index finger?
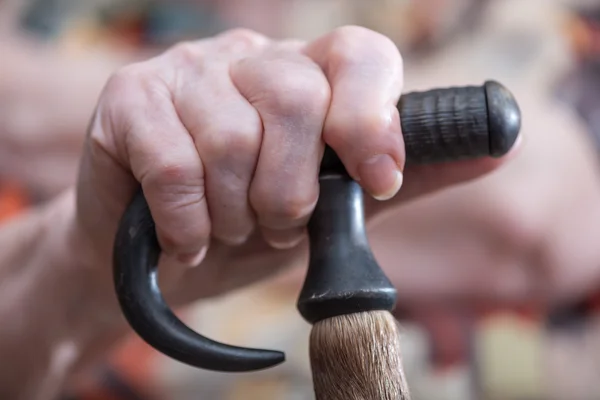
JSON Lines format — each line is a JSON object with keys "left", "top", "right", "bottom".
{"left": 303, "top": 26, "right": 405, "bottom": 200}
{"left": 304, "top": 26, "right": 520, "bottom": 206}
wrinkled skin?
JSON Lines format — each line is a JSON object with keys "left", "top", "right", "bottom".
{"left": 73, "top": 26, "right": 509, "bottom": 311}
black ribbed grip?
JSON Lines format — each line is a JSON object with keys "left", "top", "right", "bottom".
{"left": 399, "top": 80, "right": 520, "bottom": 164}
{"left": 400, "top": 85, "right": 488, "bottom": 164}
{"left": 321, "top": 81, "right": 521, "bottom": 171}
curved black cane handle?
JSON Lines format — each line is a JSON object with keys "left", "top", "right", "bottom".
{"left": 112, "top": 80, "right": 521, "bottom": 372}
{"left": 113, "top": 191, "right": 285, "bottom": 371}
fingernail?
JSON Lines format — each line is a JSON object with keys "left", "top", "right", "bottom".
{"left": 177, "top": 245, "right": 208, "bottom": 267}
{"left": 357, "top": 154, "right": 403, "bottom": 200}
{"left": 263, "top": 227, "right": 306, "bottom": 250}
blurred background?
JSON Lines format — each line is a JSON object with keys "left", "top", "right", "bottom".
{"left": 4, "top": 0, "right": 600, "bottom": 399}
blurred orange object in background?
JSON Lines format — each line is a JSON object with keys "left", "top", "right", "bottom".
{"left": 0, "top": 182, "right": 28, "bottom": 222}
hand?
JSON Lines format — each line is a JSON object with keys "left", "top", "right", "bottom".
{"left": 72, "top": 26, "right": 513, "bottom": 313}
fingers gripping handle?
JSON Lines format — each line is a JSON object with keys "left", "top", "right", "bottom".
{"left": 112, "top": 81, "right": 521, "bottom": 372}
{"left": 319, "top": 80, "right": 521, "bottom": 173}
{"left": 297, "top": 82, "right": 521, "bottom": 324}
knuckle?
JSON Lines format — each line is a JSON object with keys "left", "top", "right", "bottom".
{"left": 218, "top": 28, "right": 267, "bottom": 48}
{"left": 159, "top": 221, "right": 210, "bottom": 252}
{"left": 147, "top": 164, "right": 209, "bottom": 244}
{"left": 328, "top": 25, "right": 402, "bottom": 70}
{"left": 251, "top": 185, "right": 318, "bottom": 228}
{"left": 87, "top": 112, "right": 114, "bottom": 158}
{"left": 213, "top": 224, "right": 254, "bottom": 246}
{"left": 98, "top": 67, "right": 169, "bottom": 158}
{"left": 359, "top": 111, "right": 393, "bottom": 135}
{"left": 149, "top": 162, "right": 203, "bottom": 189}
{"left": 332, "top": 25, "right": 377, "bottom": 43}
{"left": 328, "top": 26, "right": 373, "bottom": 64}
{"left": 102, "top": 64, "right": 155, "bottom": 120}
{"left": 261, "top": 63, "right": 330, "bottom": 114}
{"left": 203, "top": 116, "right": 262, "bottom": 159}
{"left": 105, "top": 63, "right": 152, "bottom": 95}
{"left": 103, "top": 68, "right": 135, "bottom": 103}
{"left": 97, "top": 66, "right": 152, "bottom": 152}
{"left": 170, "top": 41, "right": 204, "bottom": 65}
{"left": 325, "top": 110, "right": 390, "bottom": 146}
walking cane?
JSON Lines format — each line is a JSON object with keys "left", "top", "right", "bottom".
{"left": 112, "top": 80, "right": 521, "bottom": 398}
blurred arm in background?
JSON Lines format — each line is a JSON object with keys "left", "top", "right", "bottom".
{"left": 0, "top": 0, "right": 144, "bottom": 201}
{"left": 0, "top": 0, "right": 288, "bottom": 201}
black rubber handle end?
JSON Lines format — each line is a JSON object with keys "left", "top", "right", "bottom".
{"left": 399, "top": 81, "right": 521, "bottom": 164}
{"left": 485, "top": 80, "right": 522, "bottom": 157}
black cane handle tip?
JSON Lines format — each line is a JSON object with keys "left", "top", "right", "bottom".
{"left": 113, "top": 190, "right": 285, "bottom": 372}
{"left": 484, "top": 80, "right": 522, "bottom": 157}
{"left": 399, "top": 80, "right": 521, "bottom": 164}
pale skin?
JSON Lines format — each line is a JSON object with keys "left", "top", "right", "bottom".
{"left": 0, "top": 26, "right": 516, "bottom": 399}
{"left": 0, "top": 0, "right": 148, "bottom": 201}
{"left": 0, "top": 0, "right": 291, "bottom": 201}
{"left": 0, "top": 0, "right": 479, "bottom": 201}
{"left": 0, "top": 0, "right": 485, "bottom": 202}
{"left": 3, "top": 2, "right": 600, "bottom": 400}
{"left": 3, "top": 18, "right": 600, "bottom": 400}
{"left": 0, "top": 21, "right": 133, "bottom": 200}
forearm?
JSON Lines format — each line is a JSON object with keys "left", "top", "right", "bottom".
{"left": 0, "top": 32, "right": 138, "bottom": 199}
{"left": 0, "top": 32, "right": 130, "bottom": 144}
{"left": 0, "top": 190, "right": 126, "bottom": 400}
{"left": 0, "top": 184, "right": 305, "bottom": 399}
